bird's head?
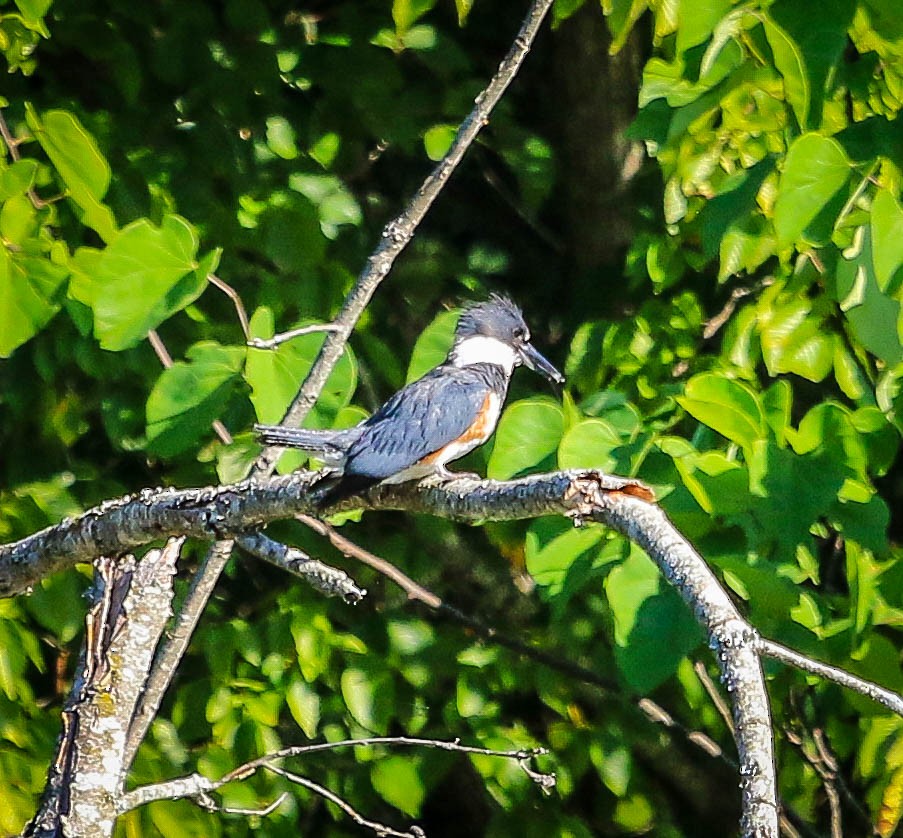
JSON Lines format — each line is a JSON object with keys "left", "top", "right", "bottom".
{"left": 449, "top": 295, "right": 564, "bottom": 384}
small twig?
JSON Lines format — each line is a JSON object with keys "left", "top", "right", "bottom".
{"left": 297, "top": 514, "right": 440, "bottom": 607}
{"left": 198, "top": 792, "right": 288, "bottom": 818}
{"left": 784, "top": 726, "right": 843, "bottom": 838}
{"left": 207, "top": 273, "right": 251, "bottom": 341}
{"left": 637, "top": 698, "right": 728, "bottom": 762}
{"left": 812, "top": 729, "right": 843, "bottom": 838}
{"left": 247, "top": 323, "right": 342, "bottom": 350}
{"left": 0, "top": 108, "right": 44, "bottom": 209}
{"left": 833, "top": 159, "right": 880, "bottom": 233}
{"left": 478, "top": 155, "right": 563, "bottom": 253}
{"left": 238, "top": 530, "right": 366, "bottom": 602}
{"left": 224, "top": 736, "right": 549, "bottom": 771}
{"left": 703, "top": 285, "right": 755, "bottom": 340}
{"left": 119, "top": 735, "right": 552, "bottom": 834}
{"left": 147, "top": 329, "right": 174, "bottom": 368}
{"left": 694, "top": 660, "right": 735, "bottom": 733}
{"left": 759, "top": 637, "right": 903, "bottom": 716}
{"left": 266, "top": 764, "right": 424, "bottom": 838}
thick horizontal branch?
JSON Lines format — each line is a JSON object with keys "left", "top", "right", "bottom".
{"left": 0, "top": 470, "right": 646, "bottom": 598}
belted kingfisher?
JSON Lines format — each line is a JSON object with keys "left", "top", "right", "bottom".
{"left": 255, "top": 295, "right": 564, "bottom": 506}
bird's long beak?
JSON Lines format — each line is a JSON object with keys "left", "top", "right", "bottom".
{"left": 519, "top": 342, "right": 565, "bottom": 385}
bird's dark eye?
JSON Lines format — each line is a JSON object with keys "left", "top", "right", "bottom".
{"left": 513, "top": 326, "right": 526, "bottom": 340}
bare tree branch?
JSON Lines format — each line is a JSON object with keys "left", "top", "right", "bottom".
{"left": 207, "top": 273, "right": 251, "bottom": 341}
{"left": 0, "top": 470, "right": 647, "bottom": 596}
{"left": 576, "top": 486, "right": 779, "bottom": 836}
{"left": 117, "top": 736, "right": 552, "bottom": 837}
{"left": 759, "top": 637, "right": 903, "bottom": 716}
{"left": 238, "top": 530, "right": 366, "bottom": 602}
{"left": 246, "top": 322, "right": 342, "bottom": 350}
{"left": 267, "top": 764, "right": 426, "bottom": 838}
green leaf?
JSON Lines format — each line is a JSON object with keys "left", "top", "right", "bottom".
{"left": 216, "top": 434, "right": 260, "bottom": 483}
{"left": 289, "top": 173, "right": 361, "bottom": 238}
{"left": 75, "top": 215, "right": 203, "bottom": 350}
{"left": 847, "top": 541, "right": 879, "bottom": 637}
{"left": 851, "top": 406, "right": 899, "bottom": 476}
{"left": 487, "top": 398, "right": 565, "bottom": 480}
{"left": 24, "top": 570, "right": 86, "bottom": 644}
{"left": 718, "top": 217, "right": 777, "bottom": 282}
{"left": 872, "top": 189, "right": 903, "bottom": 292}
{"left": 761, "top": 379, "right": 792, "bottom": 445}
{"left": 259, "top": 193, "right": 327, "bottom": 268}
{"left": 400, "top": 24, "right": 436, "bottom": 50}
{"left": 454, "top": 0, "right": 474, "bottom": 25}
{"left": 145, "top": 341, "right": 245, "bottom": 457}
{"left": 340, "top": 666, "right": 394, "bottom": 733}
{"left": 0, "top": 193, "right": 36, "bottom": 243}
{"left": 558, "top": 418, "right": 621, "bottom": 472}
{"left": 405, "top": 309, "right": 458, "bottom": 383}
{"left": 286, "top": 678, "right": 320, "bottom": 739}
{"left": 758, "top": 290, "right": 836, "bottom": 382}
{"left": 677, "top": 373, "right": 766, "bottom": 451}
{"left": 25, "top": 105, "right": 117, "bottom": 242}
{"left": 0, "top": 159, "right": 38, "bottom": 200}
{"left": 371, "top": 757, "right": 425, "bottom": 816}
{"left": 423, "top": 124, "right": 456, "bottom": 161}
{"left": 676, "top": 0, "right": 733, "bottom": 54}
{"left": 835, "top": 226, "right": 903, "bottom": 366}
{"left": 605, "top": 549, "right": 702, "bottom": 693}
{"left": 265, "top": 115, "right": 299, "bottom": 160}
{"left": 762, "top": 15, "right": 809, "bottom": 128}
{"left": 773, "top": 133, "right": 850, "bottom": 248}
{"left": 525, "top": 517, "right": 607, "bottom": 596}
{"left": 392, "top": 0, "right": 437, "bottom": 32}
{"left": 769, "top": 0, "right": 854, "bottom": 131}
{"left": 0, "top": 246, "right": 68, "bottom": 357}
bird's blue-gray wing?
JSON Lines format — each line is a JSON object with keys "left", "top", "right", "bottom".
{"left": 343, "top": 367, "right": 490, "bottom": 480}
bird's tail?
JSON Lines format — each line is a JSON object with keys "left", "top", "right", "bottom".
{"left": 254, "top": 424, "right": 357, "bottom": 461}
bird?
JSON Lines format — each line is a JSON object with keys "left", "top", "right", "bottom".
{"left": 255, "top": 295, "right": 564, "bottom": 507}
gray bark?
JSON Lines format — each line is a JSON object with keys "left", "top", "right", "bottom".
{"left": 25, "top": 540, "right": 181, "bottom": 838}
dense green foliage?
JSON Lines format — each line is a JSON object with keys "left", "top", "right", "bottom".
{"left": 3, "top": 0, "right": 903, "bottom": 834}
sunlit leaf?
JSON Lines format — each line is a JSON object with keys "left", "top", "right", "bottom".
{"left": 773, "top": 134, "right": 850, "bottom": 248}
{"left": 488, "top": 398, "right": 564, "bottom": 480}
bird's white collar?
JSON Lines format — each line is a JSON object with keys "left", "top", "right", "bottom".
{"left": 450, "top": 335, "right": 518, "bottom": 374}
